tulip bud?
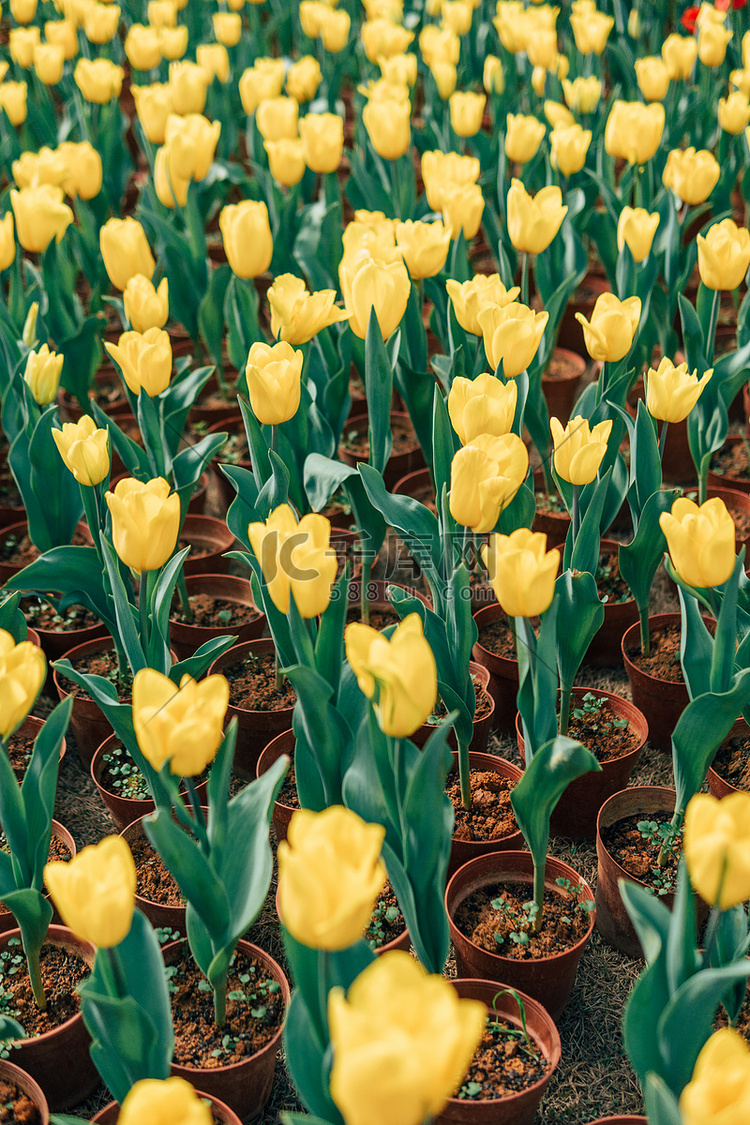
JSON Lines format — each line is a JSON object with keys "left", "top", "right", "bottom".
{"left": 83, "top": 2, "right": 121, "bottom": 44}
{"left": 158, "top": 25, "right": 188, "bottom": 61}
{"left": 278, "top": 807, "right": 387, "bottom": 949}
{"left": 264, "top": 138, "right": 306, "bottom": 186}
{"left": 605, "top": 99, "right": 665, "bottom": 165}
{"left": 446, "top": 274, "right": 520, "bottom": 335}
{"left": 74, "top": 57, "right": 124, "bottom": 102}
{"left": 197, "top": 43, "right": 230, "bottom": 83}
{"left": 551, "top": 414, "right": 613, "bottom": 486}
{"left": 22, "top": 302, "right": 38, "bottom": 348}
{"left": 133, "top": 82, "right": 174, "bottom": 144}
{"left": 719, "top": 90, "right": 750, "bottom": 134}
{"left": 617, "top": 206, "right": 660, "bottom": 263}
{"left": 478, "top": 301, "right": 549, "bottom": 378}
{"left": 245, "top": 340, "right": 303, "bottom": 425}
{"left": 339, "top": 249, "right": 411, "bottom": 340}
{"left": 125, "top": 24, "right": 162, "bottom": 71}
{"left": 219, "top": 200, "right": 273, "bottom": 279}
{"left": 698, "top": 219, "right": 750, "bottom": 290}
{"left": 9, "top": 27, "right": 40, "bottom": 68}
{"left": 238, "top": 58, "right": 285, "bottom": 114}
{"left": 267, "top": 273, "right": 349, "bottom": 344}
{"left": 628, "top": 7, "right": 640, "bottom": 37}
{"left": 575, "top": 292, "right": 641, "bottom": 362}
{"left": 168, "top": 60, "right": 209, "bottom": 115}
{"left": 482, "top": 528, "right": 560, "bottom": 618}
{"left": 105, "top": 476, "right": 181, "bottom": 572}
{"left": 319, "top": 7, "right": 351, "bottom": 51}
{"left": 255, "top": 94, "right": 299, "bottom": 140}
{"left": 679, "top": 1029, "right": 750, "bottom": 1125}
{"left": 0, "top": 630, "right": 46, "bottom": 739}
{"left": 105, "top": 327, "right": 172, "bottom": 398}
{"left": 663, "top": 146, "right": 719, "bottom": 205}
{"left": 52, "top": 415, "right": 110, "bottom": 485}
{"left": 507, "top": 179, "right": 568, "bottom": 254}
{"left": 570, "top": 8, "right": 613, "bottom": 54}
{"left": 449, "top": 432, "right": 528, "bottom": 532}
{"left": 421, "top": 150, "right": 479, "bottom": 212}
{"left": 448, "top": 372, "right": 517, "bottom": 444}
{"left": 33, "top": 43, "right": 65, "bottom": 86}
{"left": 0, "top": 82, "right": 28, "bottom": 127}
{"left": 449, "top": 90, "right": 486, "bottom": 138}
{"left": 661, "top": 32, "right": 698, "bottom": 79}
{"left": 100, "top": 216, "right": 155, "bottom": 292}
{"left": 299, "top": 111, "right": 344, "bottom": 173}
{"left": 505, "top": 113, "right": 545, "bottom": 163}
{"left": 123, "top": 274, "right": 169, "bottom": 334}
{"left": 635, "top": 56, "right": 670, "bottom": 102}
{"left": 58, "top": 141, "right": 103, "bottom": 200}
{"left": 442, "top": 181, "right": 485, "bottom": 240}
{"left": 45, "top": 19, "right": 78, "bottom": 61}
{"left": 550, "top": 122, "right": 592, "bottom": 176}
{"left": 362, "top": 17, "right": 414, "bottom": 62}
{"left": 659, "top": 495, "right": 736, "bottom": 589}
{"left": 363, "top": 97, "right": 411, "bottom": 159}
{"left": 24, "top": 344, "right": 64, "bottom": 406}
{"left": 45, "top": 836, "right": 136, "bottom": 948}
{"left": 698, "top": 22, "right": 732, "bottom": 67}
{"left": 395, "top": 219, "right": 451, "bottom": 280}
{"left": 483, "top": 54, "right": 505, "bottom": 94}
{"left": 380, "top": 52, "right": 417, "bottom": 88}
{"left": 11, "top": 0, "right": 37, "bottom": 23}
{"left": 213, "top": 11, "right": 242, "bottom": 46}
{"left": 11, "top": 184, "right": 73, "bottom": 253}
{"left": 562, "top": 74, "right": 602, "bottom": 113}
{"left": 286, "top": 55, "right": 322, "bottom": 103}
{"left": 683, "top": 792, "right": 750, "bottom": 909}
{"left": 345, "top": 613, "right": 438, "bottom": 737}
{"left": 248, "top": 504, "right": 338, "bottom": 618}
{"left": 431, "top": 60, "right": 458, "bottom": 99}
{"left": 0, "top": 213, "right": 15, "bottom": 273}
{"left": 133, "top": 668, "right": 229, "bottom": 776}
{"left": 646, "top": 357, "right": 712, "bottom": 424}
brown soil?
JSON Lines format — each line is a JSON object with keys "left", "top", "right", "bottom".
{"left": 99, "top": 742, "right": 151, "bottom": 801}
{"left": 349, "top": 370, "right": 365, "bottom": 401}
{"left": 711, "top": 732, "right": 750, "bottom": 791}
{"left": 728, "top": 501, "right": 750, "bottom": 543}
{"left": 454, "top": 880, "right": 592, "bottom": 958}
{"left": 478, "top": 617, "right": 518, "bottom": 660}
{"left": 449, "top": 768, "right": 518, "bottom": 843}
{"left": 567, "top": 694, "right": 640, "bottom": 764}
{"left": 364, "top": 880, "right": 405, "bottom": 949}
{"left": 711, "top": 438, "right": 750, "bottom": 482}
{"left": 457, "top": 1015, "right": 550, "bottom": 1100}
{"left": 346, "top": 606, "right": 402, "bottom": 631}
{"left": 534, "top": 490, "right": 568, "bottom": 517}
{"left": 597, "top": 550, "right": 632, "bottom": 606}
{"left": 21, "top": 597, "right": 99, "bottom": 632}
{"left": 59, "top": 648, "right": 133, "bottom": 701}
{"left": 130, "top": 831, "right": 184, "bottom": 908}
{"left": 223, "top": 652, "right": 296, "bottom": 712}
{"left": 195, "top": 386, "right": 239, "bottom": 411}
{"left": 6, "top": 732, "right": 36, "bottom": 778}
{"left": 0, "top": 1077, "right": 42, "bottom": 1123}
{"left": 340, "top": 419, "right": 419, "bottom": 460}
{"left": 0, "top": 939, "right": 88, "bottom": 1037}
{"left": 214, "top": 433, "right": 248, "bottom": 466}
{"left": 715, "top": 985, "right": 750, "bottom": 1042}
{"left": 0, "top": 466, "right": 22, "bottom": 510}
{"left": 546, "top": 353, "right": 582, "bottom": 380}
{"left": 1, "top": 528, "right": 90, "bottom": 566}
{"left": 425, "top": 679, "right": 493, "bottom": 727}
{"left": 628, "top": 621, "right": 683, "bottom": 683}
{"left": 277, "top": 760, "right": 300, "bottom": 809}
{"left": 600, "top": 812, "right": 682, "bottom": 894}
{"left": 170, "top": 593, "right": 261, "bottom": 629}
{"left": 169, "top": 945, "right": 284, "bottom": 1067}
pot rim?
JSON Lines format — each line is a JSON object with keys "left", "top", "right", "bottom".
{"left": 0, "top": 1056, "right": 50, "bottom": 1123}
{"left": 620, "top": 612, "right": 688, "bottom": 685}
{"left": 208, "top": 638, "right": 296, "bottom": 718}
{"left": 516, "top": 686, "right": 648, "bottom": 765}
{"left": 595, "top": 785, "right": 678, "bottom": 886}
{"left": 0, "top": 925, "right": 94, "bottom": 1045}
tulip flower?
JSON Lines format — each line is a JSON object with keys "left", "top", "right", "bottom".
{"left": 299, "top": 112, "right": 344, "bottom": 173}
{"left": 646, "top": 357, "right": 713, "bottom": 424}
{"left": 380, "top": 53, "right": 418, "bottom": 88}
{"left": 169, "top": 60, "right": 209, "bottom": 115}
{"left": 267, "top": 274, "right": 350, "bottom": 343}
{"left": 33, "top": 43, "right": 65, "bottom": 86}
{"left": 0, "top": 82, "right": 28, "bottom": 126}
{"left": 507, "top": 179, "right": 568, "bottom": 254}
{"left": 162, "top": 112, "right": 221, "bottom": 186}
{"left": 698, "top": 219, "right": 750, "bottom": 290}
{"left": 105, "top": 476, "right": 181, "bottom": 573}
{"left": 245, "top": 341, "right": 304, "bottom": 425}
{"left": 100, "top": 217, "right": 155, "bottom": 292}
{"left": 339, "top": 250, "right": 410, "bottom": 340}
{"left": 478, "top": 301, "right": 549, "bottom": 378}
{"left": 342, "top": 212, "right": 397, "bottom": 259}
{"left": 680, "top": 1029, "right": 750, "bottom": 1125}
{"left": 133, "top": 83, "right": 174, "bottom": 144}
{"left": 662, "top": 32, "right": 698, "bottom": 79}
{"left": 105, "top": 328, "right": 172, "bottom": 398}
{"left": 58, "top": 141, "right": 103, "bottom": 201}
{"left": 248, "top": 504, "right": 338, "bottom": 618}
{"left": 124, "top": 275, "right": 169, "bottom": 334}
{"left": 505, "top": 113, "right": 545, "bottom": 163}
{"left": 698, "top": 22, "right": 732, "bottom": 67}
{"left": 11, "top": 0, "right": 37, "bottom": 23}
{"left": 74, "top": 57, "right": 125, "bottom": 102}
{"left": 0, "top": 630, "right": 46, "bottom": 740}
{"left": 24, "top": 344, "right": 63, "bottom": 406}
{"left": 238, "top": 56, "right": 285, "bottom": 114}
{"left": 118, "top": 1078, "right": 213, "bottom": 1125}
{"left": 11, "top": 185, "right": 73, "bottom": 253}
{"left": 441, "top": 182, "right": 485, "bottom": 240}
{"left": 442, "top": 0, "right": 474, "bottom": 35}
{"left": 0, "top": 214, "right": 14, "bottom": 273}
{"left": 421, "top": 150, "right": 480, "bottom": 213}
{"left": 44, "top": 836, "right": 136, "bottom": 948}
{"left": 219, "top": 200, "right": 273, "bottom": 279}
{"left": 662, "top": 147, "right": 720, "bottom": 205}
{"left": 52, "top": 416, "right": 110, "bottom": 486}
{"left": 659, "top": 496, "right": 736, "bottom": 589}
{"left": 449, "top": 432, "right": 529, "bottom": 532}
{"left": 319, "top": 6, "right": 350, "bottom": 50}
{"left": 570, "top": 7, "right": 613, "bottom": 54}
{"left": 256, "top": 95, "right": 299, "bottom": 140}
{"left": 363, "top": 97, "right": 411, "bottom": 159}
{"left": 213, "top": 11, "right": 242, "bottom": 45}
{"left": 286, "top": 56, "right": 322, "bottom": 103}
{"left": 45, "top": 20, "right": 78, "bottom": 61}
{"left": 431, "top": 61, "right": 458, "bottom": 99}
{"left": 545, "top": 101, "right": 575, "bottom": 130}
{"left": 345, "top": 613, "right": 437, "bottom": 738}
{"left": 483, "top": 54, "right": 505, "bottom": 94}
{"left": 125, "top": 24, "right": 162, "bottom": 71}
{"left": 562, "top": 75, "right": 602, "bottom": 112}
{"left": 395, "top": 219, "right": 451, "bottom": 279}
{"left": 361, "top": 17, "right": 414, "bottom": 61}
{"left": 277, "top": 806, "right": 387, "bottom": 950}
{"left": 133, "top": 669, "right": 229, "bottom": 776}
{"left": 12, "top": 148, "right": 66, "bottom": 191}
{"left": 159, "top": 25, "right": 188, "bottom": 60}
{"left": 446, "top": 274, "right": 520, "bottom": 335}
{"left": 83, "top": 2, "right": 121, "bottom": 44}
{"left": 197, "top": 43, "right": 229, "bottom": 83}
{"left": 265, "top": 138, "right": 307, "bottom": 186}
{"left": 449, "top": 91, "right": 486, "bottom": 137}
{"left": 550, "top": 123, "right": 592, "bottom": 176}
{"left": 482, "top": 528, "right": 560, "bottom": 618}
{"left": 575, "top": 292, "right": 641, "bottom": 362}
{"left": 300, "top": 0, "right": 329, "bottom": 37}
{"left": 635, "top": 56, "right": 670, "bottom": 101}
{"left": 617, "top": 207, "right": 660, "bottom": 263}
{"left": 683, "top": 792, "right": 750, "bottom": 909}
{"left": 9, "top": 27, "right": 40, "bottom": 68}
{"left": 551, "top": 414, "right": 613, "bottom": 486}
{"left": 604, "top": 100, "right": 665, "bottom": 165}
{"left": 719, "top": 90, "right": 750, "bottom": 133}
{"left": 328, "top": 951, "right": 485, "bottom": 1125}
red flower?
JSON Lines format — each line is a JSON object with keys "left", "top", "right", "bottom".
{"left": 681, "top": 4, "right": 699, "bottom": 30}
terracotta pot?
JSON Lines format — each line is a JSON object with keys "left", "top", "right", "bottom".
{"left": 339, "top": 411, "right": 426, "bottom": 489}
{"left": 256, "top": 728, "right": 295, "bottom": 842}
{"left": 92, "top": 1092, "right": 242, "bottom": 1124}
{"left": 515, "top": 688, "right": 647, "bottom": 839}
{"left": 0, "top": 1057, "right": 50, "bottom": 1124}
{"left": 471, "top": 603, "right": 519, "bottom": 736}
{"left": 393, "top": 466, "right": 437, "bottom": 510}
{"left": 584, "top": 540, "right": 639, "bottom": 668}
{"left": 91, "top": 735, "right": 210, "bottom": 832}
{"left": 169, "top": 574, "right": 265, "bottom": 661}
{"left": 542, "top": 348, "right": 585, "bottom": 425}
{"left": 446, "top": 851, "right": 596, "bottom": 1022}
{"left": 22, "top": 608, "right": 107, "bottom": 668}
{"left": 180, "top": 515, "right": 235, "bottom": 576}
{"left": 621, "top": 613, "right": 692, "bottom": 753}
{"left": 53, "top": 637, "right": 125, "bottom": 768}
{"left": 0, "top": 452, "right": 25, "bottom": 529}
{"left": 595, "top": 786, "right": 706, "bottom": 958}
{"left": 707, "top": 717, "right": 749, "bottom": 797}
{"left": 447, "top": 751, "right": 523, "bottom": 878}
{"left": 120, "top": 815, "right": 191, "bottom": 931}
{"left": 627, "top": 377, "right": 695, "bottom": 485}
{"left": 161, "top": 937, "right": 289, "bottom": 1121}
{"left": 56, "top": 378, "right": 130, "bottom": 425}
{"left": 0, "top": 520, "right": 37, "bottom": 583}
{"left": 6, "top": 716, "right": 66, "bottom": 784}
{"left": 412, "top": 664, "right": 495, "bottom": 754}
{"left": 584, "top": 1119, "right": 647, "bottom": 1124}
{"left": 434, "top": 979, "right": 561, "bottom": 1125}
{"left": 708, "top": 486, "right": 750, "bottom": 555}
{"left": 531, "top": 471, "right": 571, "bottom": 542}
{"left": 0, "top": 821, "right": 76, "bottom": 936}
{"left": 188, "top": 374, "right": 242, "bottom": 426}
{"left": 558, "top": 275, "right": 611, "bottom": 354}
{"left": 707, "top": 433, "right": 750, "bottom": 496}
{"left": 208, "top": 638, "right": 295, "bottom": 780}
{"left": 0, "top": 925, "right": 98, "bottom": 1110}
{"left": 346, "top": 577, "right": 432, "bottom": 618}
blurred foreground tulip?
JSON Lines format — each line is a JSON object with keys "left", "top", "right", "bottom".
{"left": 299, "top": 112, "right": 344, "bottom": 173}
{"left": 505, "top": 113, "right": 545, "bottom": 163}
{"left": 680, "top": 1029, "right": 750, "bottom": 1125}
{"left": 118, "top": 1078, "right": 211, "bottom": 1125}
{"left": 11, "top": 185, "right": 73, "bottom": 252}
{"left": 662, "top": 146, "right": 720, "bottom": 205}
{"left": 604, "top": 100, "right": 664, "bottom": 165}
{"left": 684, "top": 792, "right": 750, "bottom": 909}
{"left": 0, "top": 630, "right": 46, "bottom": 740}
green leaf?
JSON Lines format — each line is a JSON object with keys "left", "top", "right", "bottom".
{"left": 619, "top": 490, "right": 677, "bottom": 619}
{"left": 364, "top": 310, "right": 394, "bottom": 476}
{"left": 553, "top": 570, "right": 604, "bottom": 696}
{"left": 672, "top": 668, "right": 750, "bottom": 816}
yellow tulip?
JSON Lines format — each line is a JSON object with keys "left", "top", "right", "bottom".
{"left": 662, "top": 32, "right": 698, "bottom": 79}
{"left": 544, "top": 99, "right": 575, "bottom": 128}
{"left": 168, "top": 60, "right": 209, "bottom": 115}
{"left": 646, "top": 357, "right": 712, "bottom": 424}
{"left": 268, "top": 273, "right": 350, "bottom": 344}
{"left": 24, "top": 344, "right": 64, "bottom": 406}
{"left": 361, "top": 17, "right": 414, "bottom": 62}
{"left": 105, "top": 328, "right": 172, "bottom": 398}
{"left": 448, "top": 372, "right": 517, "bottom": 444}
{"left": 213, "top": 11, "right": 242, "bottom": 46}
{"left": 339, "top": 250, "right": 410, "bottom": 340}
{"left": 56, "top": 141, "right": 101, "bottom": 201}
{"left": 163, "top": 112, "right": 220, "bottom": 182}
{"left": 420, "top": 150, "right": 479, "bottom": 212}
{"left": 561, "top": 74, "right": 601, "bottom": 113}
{"left": 507, "top": 179, "right": 567, "bottom": 254}
{"left": 52, "top": 415, "right": 110, "bottom": 486}
{"left": 319, "top": 6, "right": 351, "bottom": 51}
{"left": 662, "top": 147, "right": 719, "bottom": 205}
{"left": 449, "top": 90, "right": 486, "bottom": 137}
{"left": 147, "top": 1, "right": 177, "bottom": 29}
{"left": 0, "top": 214, "right": 14, "bottom": 273}
{"left": 441, "top": 182, "right": 485, "bottom": 241}
{"left": 83, "top": 2, "right": 121, "bottom": 44}
{"left": 159, "top": 26, "right": 188, "bottom": 61}
{"left": 430, "top": 60, "right": 458, "bottom": 99}
{"left": 132, "top": 83, "right": 174, "bottom": 145}
{"left": 239, "top": 62, "right": 285, "bottom": 114}
{"left": 0, "top": 81, "right": 27, "bottom": 126}
{"left": 442, "top": 0, "right": 473, "bottom": 35}
{"left": 698, "top": 219, "right": 750, "bottom": 290}
{"left": 449, "top": 432, "right": 528, "bottom": 532}
{"left": 719, "top": 90, "right": 750, "bottom": 134}
{"left": 219, "top": 200, "right": 273, "bottom": 279}
{"left": 248, "top": 504, "right": 338, "bottom": 618}
{"left": 125, "top": 24, "right": 162, "bottom": 70}
{"left": 380, "top": 52, "right": 417, "bottom": 88}
{"left": 550, "top": 122, "right": 591, "bottom": 176}
{"left": 256, "top": 94, "right": 299, "bottom": 140}
{"left": 11, "top": 185, "right": 73, "bottom": 253}
{"left": 245, "top": 340, "right": 303, "bottom": 424}
{"left": 604, "top": 100, "right": 665, "bottom": 165}
{"left": 345, "top": 613, "right": 437, "bottom": 737}
{"left": 0, "top": 630, "right": 46, "bottom": 740}
{"left": 286, "top": 55, "right": 322, "bottom": 103}
{"left": 505, "top": 113, "right": 545, "bottom": 163}
{"left": 264, "top": 138, "right": 306, "bottom": 186}
{"left": 680, "top": 1028, "right": 750, "bottom": 1125}
{"left": 395, "top": 219, "right": 451, "bottom": 280}
{"left": 10, "top": 0, "right": 37, "bottom": 23}
{"left": 299, "top": 112, "right": 344, "bottom": 173}
{"left": 45, "top": 19, "right": 78, "bottom": 61}
{"left": 328, "top": 950, "right": 485, "bottom": 1125}
{"left": 659, "top": 496, "right": 736, "bottom": 589}
{"left": 683, "top": 792, "right": 750, "bottom": 909}
{"left": 12, "top": 148, "right": 66, "bottom": 191}
{"left": 493, "top": 1, "right": 525, "bottom": 53}
{"left": 478, "top": 301, "right": 548, "bottom": 378}
{"left": 635, "top": 56, "right": 670, "bottom": 102}
{"left": 74, "top": 57, "right": 124, "bottom": 102}
{"left": 105, "top": 476, "right": 181, "bottom": 573}
{"left": 570, "top": 8, "right": 613, "bottom": 54}
{"left": 732, "top": 68, "right": 750, "bottom": 97}
{"left": 299, "top": 0, "right": 328, "bottom": 36}
{"left": 44, "top": 836, "right": 136, "bottom": 948}
{"left": 617, "top": 206, "right": 660, "bottom": 263}
{"left": 483, "top": 54, "right": 505, "bottom": 94}
{"left": 575, "top": 292, "right": 641, "bottom": 362}
{"left": 100, "top": 216, "right": 155, "bottom": 292}
{"left": 9, "top": 27, "right": 40, "bottom": 68}
{"left": 698, "top": 22, "right": 732, "bottom": 67}
{"left": 118, "top": 1078, "right": 212, "bottom": 1125}
{"left": 482, "top": 528, "right": 560, "bottom": 618}
{"left": 363, "top": 97, "right": 411, "bottom": 160}
{"left": 133, "top": 668, "right": 229, "bottom": 776}
{"left": 33, "top": 44, "right": 65, "bottom": 86}
{"left": 278, "top": 807, "right": 387, "bottom": 949}
{"left": 123, "top": 275, "right": 169, "bottom": 334}
{"left": 197, "top": 43, "right": 230, "bottom": 83}
{"left": 446, "top": 274, "right": 519, "bottom": 335}
{"left": 525, "top": 31, "right": 559, "bottom": 71}
{"left": 551, "top": 414, "right": 613, "bottom": 486}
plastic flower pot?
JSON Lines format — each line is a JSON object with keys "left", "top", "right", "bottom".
{"left": 412, "top": 663, "right": 496, "bottom": 755}
{"left": 621, "top": 613, "right": 691, "bottom": 754}
{"left": 471, "top": 603, "right": 519, "bottom": 737}
{"left": 584, "top": 540, "right": 639, "bottom": 668}
{"left": 91, "top": 735, "right": 210, "bottom": 832}
{"left": 180, "top": 514, "right": 235, "bottom": 576}
{"left": 446, "top": 751, "right": 523, "bottom": 878}
{"left": 0, "top": 821, "right": 76, "bottom": 936}
{"left": 169, "top": 573, "right": 265, "bottom": 661}
{"left": 541, "top": 347, "right": 585, "bottom": 426}
{"left": 92, "top": 1092, "right": 243, "bottom": 1124}
{"left": 0, "top": 1057, "right": 50, "bottom": 1124}
{"left": 707, "top": 718, "right": 750, "bottom": 797}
